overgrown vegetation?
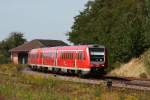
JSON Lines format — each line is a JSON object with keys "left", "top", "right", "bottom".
{"left": 141, "top": 49, "right": 150, "bottom": 75}
{"left": 0, "top": 32, "right": 26, "bottom": 64}
{"left": 0, "top": 64, "right": 150, "bottom": 100}
{"left": 68, "top": 0, "right": 150, "bottom": 70}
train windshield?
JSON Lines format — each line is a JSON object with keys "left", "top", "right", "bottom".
{"left": 89, "top": 48, "right": 105, "bottom": 62}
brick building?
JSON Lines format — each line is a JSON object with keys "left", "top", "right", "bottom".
{"left": 10, "top": 39, "right": 68, "bottom": 64}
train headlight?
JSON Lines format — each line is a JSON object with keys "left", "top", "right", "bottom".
{"left": 99, "top": 59, "right": 103, "bottom": 61}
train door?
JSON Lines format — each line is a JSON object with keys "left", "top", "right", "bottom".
{"left": 61, "top": 52, "right": 71, "bottom": 68}
{"left": 53, "top": 48, "right": 58, "bottom": 66}
{"left": 76, "top": 50, "right": 87, "bottom": 69}
{"left": 47, "top": 48, "right": 54, "bottom": 66}
{"left": 76, "top": 51, "right": 83, "bottom": 68}
{"left": 66, "top": 52, "right": 75, "bottom": 68}
{"left": 37, "top": 49, "right": 42, "bottom": 65}
{"left": 72, "top": 51, "right": 76, "bottom": 68}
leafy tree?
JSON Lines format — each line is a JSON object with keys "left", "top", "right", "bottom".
{"left": 68, "top": 0, "right": 150, "bottom": 69}
{"left": 0, "top": 32, "right": 26, "bottom": 64}
{"left": 5, "top": 32, "right": 26, "bottom": 49}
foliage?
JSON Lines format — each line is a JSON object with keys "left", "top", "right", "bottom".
{"left": 5, "top": 32, "right": 26, "bottom": 49}
{"left": 0, "top": 32, "right": 26, "bottom": 64}
{"left": 68, "top": 0, "right": 150, "bottom": 70}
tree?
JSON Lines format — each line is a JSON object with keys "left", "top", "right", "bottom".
{"left": 6, "top": 32, "right": 27, "bottom": 49}
{"left": 0, "top": 32, "right": 27, "bottom": 64}
{"left": 68, "top": 0, "right": 150, "bottom": 69}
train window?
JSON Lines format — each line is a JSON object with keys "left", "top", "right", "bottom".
{"left": 32, "top": 54, "right": 34, "bottom": 59}
{"left": 30, "top": 54, "right": 31, "bottom": 59}
{"left": 61, "top": 52, "right": 65, "bottom": 59}
{"left": 89, "top": 48, "right": 105, "bottom": 62}
{"left": 31, "top": 54, "right": 33, "bottom": 58}
{"left": 71, "top": 53, "right": 73, "bottom": 59}
{"left": 69, "top": 53, "right": 71, "bottom": 59}
{"left": 68, "top": 53, "right": 69, "bottom": 59}
{"left": 45, "top": 53, "right": 47, "bottom": 58}
{"left": 68, "top": 53, "right": 70, "bottom": 59}
{"left": 82, "top": 53, "right": 85, "bottom": 60}
{"left": 35, "top": 54, "right": 37, "bottom": 58}
{"left": 70, "top": 53, "right": 73, "bottom": 59}
{"left": 63, "top": 53, "right": 65, "bottom": 59}
{"left": 34, "top": 54, "right": 36, "bottom": 58}
{"left": 60, "top": 52, "right": 74, "bottom": 60}
{"left": 42, "top": 53, "right": 45, "bottom": 58}
{"left": 62, "top": 53, "right": 64, "bottom": 59}
{"left": 77, "top": 52, "right": 85, "bottom": 60}
{"left": 42, "top": 52, "right": 47, "bottom": 58}
{"left": 49, "top": 52, "right": 52, "bottom": 58}
{"left": 64, "top": 53, "right": 66, "bottom": 59}
{"left": 67, "top": 53, "right": 69, "bottom": 59}
{"left": 47, "top": 53, "right": 49, "bottom": 58}
{"left": 47, "top": 52, "right": 49, "bottom": 58}
{"left": 63, "top": 53, "right": 64, "bottom": 59}
{"left": 42, "top": 53, "right": 44, "bottom": 58}
{"left": 77, "top": 53, "right": 79, "bottom": 59}
{"left": 80, "top": 53, "right": 82, "bottom": 60}
{"left": 60, "top": 53, "right": 63, "bottom": 59}
{"left": 77, "top": 52, "right": 81, "bottom": 60}
{"left": 72, "top": 53, "right": 73, "bottom": 59}
{"left": 66, "top": 53, "right": 67, "bottom": 59}
{"left": 32, "top": 53, "right": 36, "bottom": 58}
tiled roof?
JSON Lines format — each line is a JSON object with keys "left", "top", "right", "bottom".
{"left": 10, "top": 39, "right": 68, "bottom": 52}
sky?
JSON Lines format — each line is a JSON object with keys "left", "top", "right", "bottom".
{"left": 0, "top": 0, "right": 89, "bottom": 44}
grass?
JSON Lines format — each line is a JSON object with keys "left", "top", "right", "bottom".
{"left": 0, "top": 64, "right": 150, "bottom": 100}
{"left": 109, "top": 49, "right": 150, "bottom": 78}
{"left": 141, "top": 49, "right": 150, "bottom": 75}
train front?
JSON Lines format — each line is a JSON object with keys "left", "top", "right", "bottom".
{"left": 88, "top": 45, "right": 107, "bottom": 74}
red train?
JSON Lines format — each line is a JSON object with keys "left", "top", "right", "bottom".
{"left": 28, "top": 45, "right": 107, "bottom": 76}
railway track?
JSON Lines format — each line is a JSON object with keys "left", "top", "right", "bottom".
{"left": 22, "top": 67, "right": 150, "bottom": 91}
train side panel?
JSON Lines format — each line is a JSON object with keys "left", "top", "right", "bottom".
{"left": 28, "top": 45, "right": 107, "bottom": 75}
{"left": 42, "top": 48, "right": 55, "bottom": 66}
{"left": 76, "top": 48, "right": 90, "bottom": 70}
{"left": 57, "top": 47, "right": 77, "bottom": 69}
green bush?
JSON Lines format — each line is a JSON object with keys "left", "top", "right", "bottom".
{"left": 0, "top": 53, "right": 10, "bottom": 64}
{"left": 0, "top": 32, "right": 26, "bottom": 64}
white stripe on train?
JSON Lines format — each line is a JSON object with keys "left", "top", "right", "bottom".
{"left": 29, "top": 64, "right": 91, "bottom": 72}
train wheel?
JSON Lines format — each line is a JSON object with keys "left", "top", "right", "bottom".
{"left": 33, "top": 66, "right": 36, "bottom": 71}
{"left": 52, "top": 68, "right": 59, "bottom": 73}
{"left": 39, "top": 67, "right": 43, "bottom": 72}
{"left": 34, "top": 66, "right": 37, "bottom": 71}
{"left": 77, "top": 70, "right": 85, "bottom": 78}
{"left": 40, "top": 67, "right": 44, "bottom": 72}
{"left": 44, "top": 67, "right": 48, "bottom": 73}
{"left": 30, "top": 66, "right": 33, "bottom": 70}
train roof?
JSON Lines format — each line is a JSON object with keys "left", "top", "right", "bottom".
{"left": 30, "top": 45, "right": 105, "bottom": 53}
